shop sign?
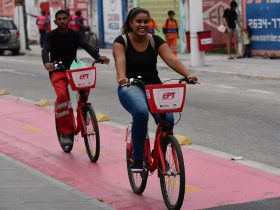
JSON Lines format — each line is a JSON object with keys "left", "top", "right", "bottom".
{"left": 245, "top": 0, "right": 280, "bottom": 51}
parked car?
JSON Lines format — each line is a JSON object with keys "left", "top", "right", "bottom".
{"left": 0, "top": 17, "right": 20, "bottom": 55}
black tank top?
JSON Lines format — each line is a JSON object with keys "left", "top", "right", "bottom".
{"left": 114, "top": 34, "right": 165, "bottom": 84}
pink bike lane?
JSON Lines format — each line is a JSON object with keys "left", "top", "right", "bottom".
{"left": 1, "top": 96, "right": 280, "bottom": 210}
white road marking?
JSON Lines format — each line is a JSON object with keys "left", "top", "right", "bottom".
{"left": 214, "top": 85, "right": 236, "bottom": 89}
{"left": 0, "top": 68, "right": 36, "bottom": 77}
{"left": 202, "top": 83, "right": 276, "bottom": 95}
{"left": 0, "top": 68, "right": 14, "bottom": 73}
{"left": 0, "top": 57, "right": 40, "bottom": 64}
{"left": 247, "top": 89, "right": 275, "bottom": 94}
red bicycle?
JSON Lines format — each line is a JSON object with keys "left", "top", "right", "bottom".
{"left": 54, "top": 60, "right": 101, "bottom": 162}
{"left": 125, "top": 77, "right": 195, "bottom": 209}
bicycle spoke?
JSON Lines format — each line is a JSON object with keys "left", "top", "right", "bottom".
{"left": 83, "top": 106, "right": 100, "bottom": 162}
{"left": 126, "top": 146, "right": 148, "bottom": 194}
{"left": 160, "top": 135, "right": 185, "bottom": 210}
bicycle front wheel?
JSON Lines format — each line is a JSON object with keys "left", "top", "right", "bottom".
{"left": 83, "top": 105, "right": 100, "bottom": 162}
{"left": 159, "top": 135, "right": 185, "bottom": 210}
{"left": 126, "top": 144, "right": 148, "bottom": 194}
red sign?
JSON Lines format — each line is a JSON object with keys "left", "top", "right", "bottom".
{"left": 203, "top": 0, "right": 231, "bottom": 49}
{"left": 0, "top": 0, "right": 14, "bottom": 17}
{"left": 162, "top": 92, "right": 175, "bottom": 100}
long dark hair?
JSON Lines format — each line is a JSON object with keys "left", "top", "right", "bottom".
{"left": 121, "top": 7, "right": 150, "bottom": 35}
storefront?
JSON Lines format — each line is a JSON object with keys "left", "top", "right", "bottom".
{"left": 243, "top": 0, "right": 280, "bottom": 57}
{"left": 137, "top": 0, "right": 233, "bottom": 52}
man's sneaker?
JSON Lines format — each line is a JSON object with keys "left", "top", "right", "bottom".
{"left": 60, "top": 134, "right": 73, "bottom": 147}
{"left": 130, "top": 160, "right": 144, "bottom": 173}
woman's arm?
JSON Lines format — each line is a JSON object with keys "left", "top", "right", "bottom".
{"left": 112, "top": 42, "right": 127, "bottom": 85}
{"left": 158, "top": 43, "right": 197, "bottom": 81}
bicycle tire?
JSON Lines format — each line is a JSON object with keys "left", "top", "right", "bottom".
{"left": 126, "top": 143, "right": 148, "bottom": 194}
{"left": 83, "top": 105, "right": 100, "bottom": 162}
{"left": 159, "top": 135, "right": 185, "bottom": 210}
{"left": 88, "top": 32, "right": 98, "bottom": 49}
{"left": 55, "top": 118, "right": 73, "bottom": 153}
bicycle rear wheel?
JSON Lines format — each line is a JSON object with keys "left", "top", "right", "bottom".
{"left": 126, "top": 143, "right": 148, "bottom": 194}
{"left": 159, "top": 135, "right": 185, "bottom": 210}
{"left": 88, "top": 32, "right": 98, "bottom": 49}
{"left": 83, "top": 105, "right": 100, "bottom": 162}
{"left": 55, "top": 118, "right": 73, "bottom": 153}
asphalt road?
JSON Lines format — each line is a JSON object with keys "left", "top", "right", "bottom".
{"left": 0, "top": 53, "right": 279, "bottom": 172}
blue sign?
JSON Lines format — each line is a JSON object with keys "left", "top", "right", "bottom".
{"left": 246, "top": 1, "right": 280, "bottom": 51}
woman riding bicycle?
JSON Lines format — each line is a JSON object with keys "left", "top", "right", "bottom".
{"left": 42, "top": 9, "right": 109, "bottom": 147}
{"left": 112, "top": 7, "right": 197, "bottom": 172}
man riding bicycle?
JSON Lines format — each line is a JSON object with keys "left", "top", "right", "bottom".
{"left": 41, "top": 9, "right": 109, "bottom": 147}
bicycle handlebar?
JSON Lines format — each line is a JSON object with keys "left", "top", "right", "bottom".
{"left": 52, "top": 58, "right": 103, "bottom": 71}
{"left": 91, "top": 59, "right": 103, "bottom": 66}
{"left": 122, "top": 76, "right": 199, "bottom": 87}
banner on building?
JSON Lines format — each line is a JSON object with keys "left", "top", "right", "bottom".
{"left": 0, "top": 0, "right": 14, "bottom": 17}
{"left": 244, "top": 0, "right": 280, "bottom": 56}
{"left": 102, "top": 0, "right": 123, "bottom": 45}
{"left": 203, "top": 0, "right": 231, "bottom": 49}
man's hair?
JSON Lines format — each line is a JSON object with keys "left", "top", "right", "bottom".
{"left": 55, "top": 9, "right": 69, "bottom": 19}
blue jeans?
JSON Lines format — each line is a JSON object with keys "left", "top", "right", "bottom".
{"left": 118, "top": 84, "right": 174, "bottom": 161}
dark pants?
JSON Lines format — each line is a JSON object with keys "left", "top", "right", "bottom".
{"left": 39, "top": 29, "right": 46, "bottom": 48}
{"left": 243, "top": 44, "right": 251, "bottom": 58}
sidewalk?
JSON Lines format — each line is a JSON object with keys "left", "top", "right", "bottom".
{"left": 24, "top": 44, "right": 280, "bottom": 80}
{"left": 0, "top": 153, "right": 114, "bottom": 210}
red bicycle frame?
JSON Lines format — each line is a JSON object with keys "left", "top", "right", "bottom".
{"left": 145, "top": 120, "right": 179, "bottom": 176}
{"left": 73, "top": 99, "right": 92, "bottom": 138}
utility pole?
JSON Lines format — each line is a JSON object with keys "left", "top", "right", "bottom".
{"left": 189, "top": 0, "right": 204, "bottom": 66}
{"left": 14, "top": 0, "right": 30, "bottom": 50}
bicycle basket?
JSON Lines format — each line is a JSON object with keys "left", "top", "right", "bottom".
{"left": 66, "top": 66, "right": 96, "bottom": 91}
{"left": 145, "top": 83, "right": 186, "bottom": 113}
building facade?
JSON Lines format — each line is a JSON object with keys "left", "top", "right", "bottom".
{"left": 0, "top": 0, "right": 279, "bottom": 56}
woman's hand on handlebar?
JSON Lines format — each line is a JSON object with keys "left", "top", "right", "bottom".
{"left": 117, "top": 77, "right": 128, "bottom": 86}
{"left": 186, "top": 74, "right": 198, "bottom": 84}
